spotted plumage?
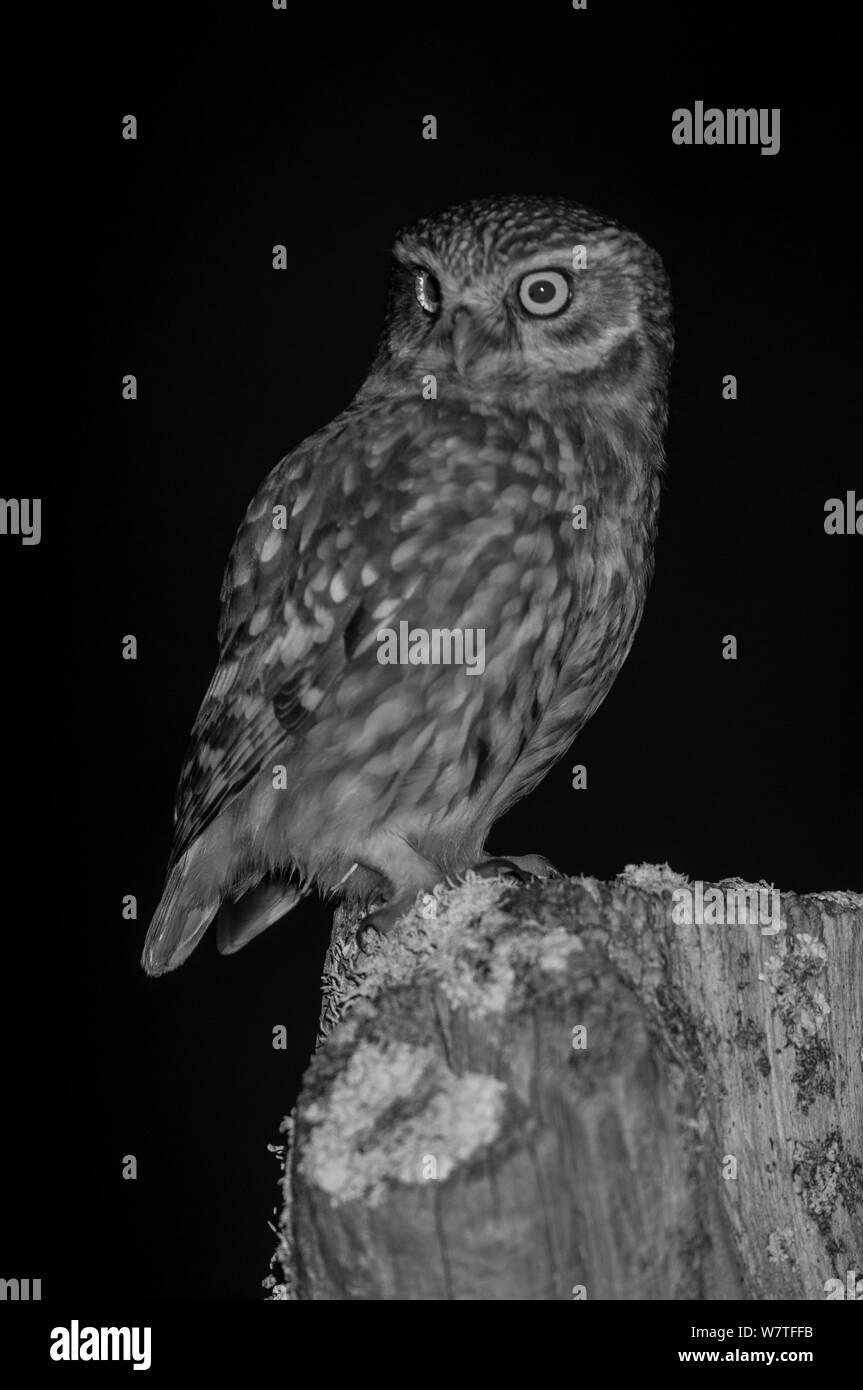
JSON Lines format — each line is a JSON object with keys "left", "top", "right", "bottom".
{"left": 142, "top": 194, "right": 673, "bottom": 975}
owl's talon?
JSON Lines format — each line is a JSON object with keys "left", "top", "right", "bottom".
{"left": 356, "top": 902, "right": 405, "bottom": 952}
{"left": 463, "top": 854, "right": 561, "bottom": 885}
{"left": 503, "top": 854, "right": 562, "bottom": 880}
{"left": 463, "top": 857, "right": 531, "bottom": 884}
{"left": 355, "top": 920, "right": 380, "bottom": 953}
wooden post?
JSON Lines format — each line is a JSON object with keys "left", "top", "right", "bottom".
{"left": 269, "top": 866, "right": 862, "bottom": 1300}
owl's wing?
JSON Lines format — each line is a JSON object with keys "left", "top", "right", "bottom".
{"left": 169, "top": 424, "right": 364, "bottom": 865}
{"left": 169, "top": 407, "right": 452, "bottom": 864}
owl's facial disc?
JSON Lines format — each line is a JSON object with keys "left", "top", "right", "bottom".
{"left": 384, "top": 230, "right": 648, "bottom": 386}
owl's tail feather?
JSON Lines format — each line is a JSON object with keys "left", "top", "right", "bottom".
{"left": 143, "top": 835, "right": 310, "bottom": 975}
{"left": 142, "top": 849, "right": 224, "bottom": 977}
{"left": 216, "top": 878, "right": 306, "bottom": 957}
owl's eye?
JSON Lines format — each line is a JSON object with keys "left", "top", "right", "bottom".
{"left": 517, "top": 269, "right": 572, "bottom": 318}
{"left": 415, "top": 269, "right": 441, "bottom": 315}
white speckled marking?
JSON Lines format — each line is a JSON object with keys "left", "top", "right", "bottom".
{"left": 249, "top": 607, "right": 271, "bottom": 637}
{"left": 330, "top": 571, "right": 348, "bottom": 604}
{"left": 260, "top": 530, "right": 283, "bottom": 563}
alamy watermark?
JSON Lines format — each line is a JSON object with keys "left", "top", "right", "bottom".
{"left": 377, "top": 622, "right": 485, "bottom": 675}
{"left": 0, "top": 1275, "right": 41, "bottom": 1299}
{"left": 671, "top": 881, "right": 783, "bottom": 935}
{"left": 0, "top": 497, "right": 41, "bottom": 545}
{"left": 672, "top": 103, "right": 780, "bottom": 156}
{"left": 50, "top": 1321, "right": 151, "bottom": 1371}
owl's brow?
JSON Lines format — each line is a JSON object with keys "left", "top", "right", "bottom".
{"left": 393, "top": 239, "right": 621, "bottom": 281}
{"left": 510, "top": 235, "right": 628, "bottom": 266}
{"left": 393, "top": 242, "right": 435, "bottom": 267}
{"left": 507, "top": 249, "right": 585, "bottom": 274}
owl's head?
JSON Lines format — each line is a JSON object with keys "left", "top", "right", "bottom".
{"left": 367, "top": 194, "right": 672, "bottom": 395}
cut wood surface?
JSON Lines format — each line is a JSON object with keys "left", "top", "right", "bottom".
{"left": 270, "top": 865, "right": 862, "bottom": 1300}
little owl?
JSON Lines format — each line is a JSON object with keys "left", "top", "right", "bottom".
{"left": 142, "top": 194, "right": 673, "bottom": 975}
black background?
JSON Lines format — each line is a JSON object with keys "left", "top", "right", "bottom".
{"left": 2, "top": 5, "right": 859, "bottom": 1305}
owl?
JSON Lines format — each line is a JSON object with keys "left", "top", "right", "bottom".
{"left": 142, "top": 194, "right": 673, "bottom": 975}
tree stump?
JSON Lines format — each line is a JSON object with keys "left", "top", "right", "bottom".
{"left": 269, "top": 865, "right": 863, "bottom": 1300}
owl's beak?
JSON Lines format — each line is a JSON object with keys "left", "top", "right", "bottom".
{"left": 448, "top": 306, "right": 488, "bottom": 376}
